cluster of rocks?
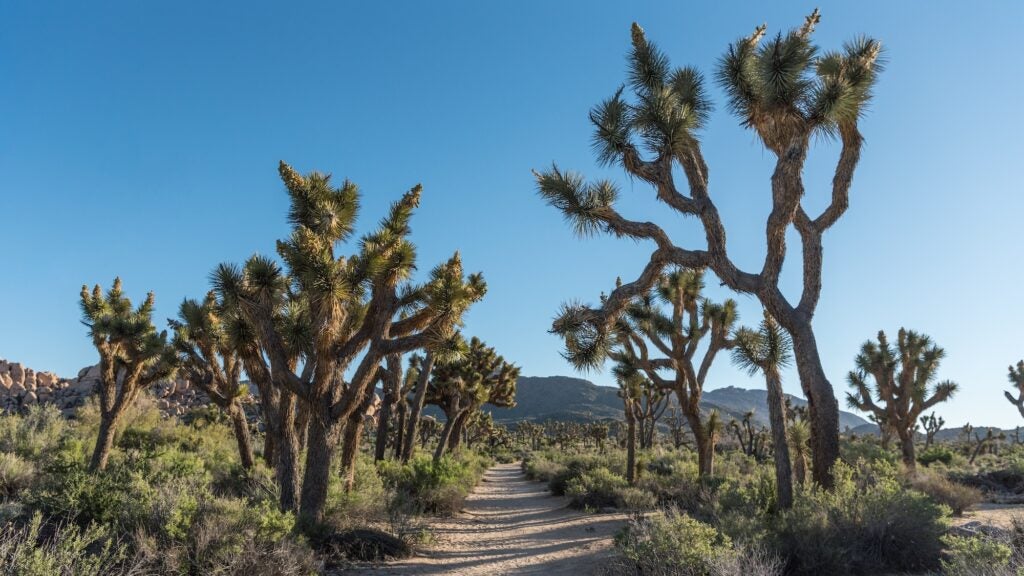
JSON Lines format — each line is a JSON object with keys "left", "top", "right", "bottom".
{"left": 0, "top": 359, "right": 210, "bottom": 418}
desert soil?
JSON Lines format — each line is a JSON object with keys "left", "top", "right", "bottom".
{"left": 954, "top": 502, "right": 1024, "bottom": 529}
{"left": 349, "top": 462, "right": 630, "bottom": 575}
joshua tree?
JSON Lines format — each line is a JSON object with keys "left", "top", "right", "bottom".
{"left": 1004, "top": 361, "right": 1024, "bottom": 418}
{"left": 426, "top": 337, "right": 518, "bottom": 461}
{"left": 536, "top": 12, "right": 883, "bottom": 487}
{"left": 920, "top": 412, "right": 945, "bottom": 449}
{"left": 732, "top": 311, "right": 795, "bottom": 508}
{"left": 788, "top": 419, "right": 811, "bottom": 485}
{"left": 615, "top": 371, "right": 658, "bottom": 484}
{"left": 729, "top": 412, "right": 768, "bottom": 460}
{"left": 562, "top": 269, "right": 736, "bottom": 477}
{"left": 80, "top": 278, "right": 177, "bottom": 472}
{"left": 846, "top": 329, "right": 958, "bottom": 470}
{"left": 214, "top": 162, "right": 486, "bottom": 525}
{"left": 963, "top": 423, "right": 1003, "bottom": 464}
{"left": 169, "top": 292, "right": 256, "bottom": 470}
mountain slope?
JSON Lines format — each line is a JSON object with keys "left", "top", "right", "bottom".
{"left": 488, "top": 376, "right": 872, "bottom": 430}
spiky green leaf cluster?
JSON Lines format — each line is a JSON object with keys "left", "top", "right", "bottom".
{"left": 717, "top": 9, "right": 883, "bottom": 145}
{"left": 731, "top": 310, "right": 793, "bottom": 376}
{"left": 79, "top": 277, "right": 176, "bottom": 380}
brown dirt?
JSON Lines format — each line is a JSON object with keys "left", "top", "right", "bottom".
{"left": 348, "top": 462, "right": 630, "bottom": 575}
{"left": 954, "top": 503, "right": 1024, "bottom": 529}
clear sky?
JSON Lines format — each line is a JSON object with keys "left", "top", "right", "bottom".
{"left": 2, "top": 1, "right": 1022, "bottom": 428}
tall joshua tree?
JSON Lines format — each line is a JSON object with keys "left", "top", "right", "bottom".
{"left": 1004, "top": 361, "right": 1024, "bottom": 418}
{"left": 215, "top": 162, "right": 486, "bottom": 525}
{"left": 846, "top": 329, "right": 957, "bottom": 470}
{"left": 732, "top": 311, "right": 795, "bottom": 509}
{"left": 615, "top": 371, "right": 662, "bottom": 484}
{"left": 563, "top": 269, "right": 736, "bottom": 477}
{"left": 80, "top": 278, "right": 177, "bottom": 472}
{"left": 537, "top": 12, "right": 883, "bottom": 486}
{"left": 170, "top": 292, "right": 256, "bottom": 470}
{"left": 426, "top": 337, "right": 518, "bottom": 461}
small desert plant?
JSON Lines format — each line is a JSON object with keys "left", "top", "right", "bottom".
{"left": 941, "top": 534, "right": 1013, "bottom": 576}
{"left": 0, "top": 452, "right": 35, "bottom": 497}
{"left": 614, "top": 507, "right": 734, "bottom": 575}
{"left": 909, "top": 472, "right": 982, "bottom": 515}
{"left": 918, "top": 445, "right": 956, "bottom": 467}
{"left": 565, "top": 467, "right": 628, "bottom": 510}
{"left": 0, "top": 512, "right": 136, "bottom": 575}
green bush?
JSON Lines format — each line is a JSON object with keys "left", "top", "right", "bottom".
{"left": 909, "top": 472, "right": 982, "bottom": 515}
{"left": 771, "top": 460, "right": 949, "bottom": 575}
{"left": 565, "top": 467, "right": 627, "bottom": 510}
{"left": 918, "top": 446, "right": 956, "bottom": 466}
{"left": 615, "top": 507, "right": 734, "bottom": 575}
{"left": 0, "top": 451, "right": 35, "bottom": 497}
{"left": 0, "top": 512, "right": 135, "bottom": 575}
{"left": 0, "top": 405, "right": 67, "bottom": 459}
{"left": 378, "top": 453, "right": 490, "bottom": 516}
{"left": 941, "top": 534, "right": 1012, "bottom": 576}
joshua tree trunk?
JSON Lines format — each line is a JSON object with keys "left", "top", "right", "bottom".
{"left": 765, "top": 370, "right": 793, "bottom": 509}
{"left": 448, "top": 410, "right": 470, "bottom": 454}
{"left": 402, "top": 352, "right": 435, "bottom": 462}
{"left": 683, "top": 407, "right": 714, "bottom": 477}
{"left": 341, "top": 389, "right": 377, "bottom": 491}
{"left": 625, "top": 413, "right": 637, "bottom": 485}
{"left": 228, "top": 401, "right": 256, "bottom": 471}
{"left": 298, "top": 416, "right": 338, "bottom": 526}
{"left": 393, "top": 400, "right": 407, "bottom": 460}
{"left": 899, "top": 430, "right": 916, "bottom": 470}
{"left": 374, "top": 398, "right": 392, "bottom": 462}
{"left": 434, "top": 413, "right": 457, "bottom": 461}
{"left": 374, "top": 355, "right": 400, "bottom": 462}
{"left": 276, "top": 393, "right": 301, "bottom": 513}
{"left": 788, "top": 323, "right": 840, "bottom": 488}
{"left": 793, "top": 452, "right": 807, "bottom": 486}
{"left": 90, "top": 411, "right": 122, "bottom": 472}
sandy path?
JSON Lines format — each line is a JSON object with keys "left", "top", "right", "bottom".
{"left": 954, "top": 503, "right": 1024, "bottom": 529}
{"left": 350, "top": 462, "right": 629, "bottom": 575}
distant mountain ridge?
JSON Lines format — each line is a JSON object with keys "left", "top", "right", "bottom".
{"left": 489, "top": 376, "right": 872, "bottom": 430}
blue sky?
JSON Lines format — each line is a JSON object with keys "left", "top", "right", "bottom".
{"left": 2, "top": 1, "right": 1022, "bottom": 427}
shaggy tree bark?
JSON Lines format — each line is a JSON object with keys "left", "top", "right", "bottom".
{"left": 538, "top": 14, "right": 882, "bottom": 487}
{"left": 374, "top": 354, "right": 402, "bottom": 462}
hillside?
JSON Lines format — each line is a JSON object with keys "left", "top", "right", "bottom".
{"left": 488, "top": 376, "right": 872, "bottom": 430}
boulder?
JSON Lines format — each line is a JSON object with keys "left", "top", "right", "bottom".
{"left": 8, "top": 363, "right": 24, "bottom": 386}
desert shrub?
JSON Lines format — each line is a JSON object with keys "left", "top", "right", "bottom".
{"left": 326, "top": 454, "right": 388, "bottom": 526}
{"left": 839, "top": 436, "right": 898, "bottom": 465}
{"left": 616, "top": 487, "right": 658, "bottom": 511}
{"left": 918, "top": 446, "right": 955, "bottom": 467}
{"left": 133, "top": 498, "right": 317, "bottom": 576}
{"left": 615, "top": 507, "right": 734, "bottom": 575}
{"left": 942, "top": 534, "right": 1013, "bottom": 576}
{"left": 771, "top": 460, "right": 949, "bottom": 575}
{"left": 547, "top": 453, "right": 624, "bottom": 496}
{"left": 0, "top": 512, "right": 136, "bottom": 575}
{"left": 0, "top": 451, "right": 35, "bottom": 497}
{"left": 565, "top": 466, "right": 627, "bottom": 510}
{"left": 909, "top": 472, "right": 982, "bottom": 515}
{"left": 523, "top": 454, "right": 564, "bottom": 482}
{"left": 0, "top": 404, "right": 66, "bottom": 459}
{"left": 378, "top": 453, "right": 490, "bottom": 516}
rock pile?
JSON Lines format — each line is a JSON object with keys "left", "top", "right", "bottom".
{"left": 0, "top": 359, "right": 210, "bottom": 418}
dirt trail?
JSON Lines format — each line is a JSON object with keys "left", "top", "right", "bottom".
{"left": 352, "top": 462, "right": 629, "bottom": 575}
